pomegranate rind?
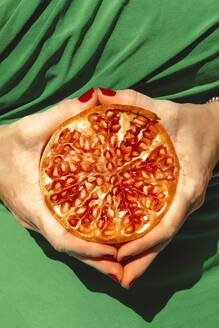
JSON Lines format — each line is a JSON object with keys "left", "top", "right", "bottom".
{"left": 39, "top": 104, "right": 179, "bottom": 244}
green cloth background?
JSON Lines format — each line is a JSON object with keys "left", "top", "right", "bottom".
{"left": 0, "top": 0, "right": 219, "bottom": 327}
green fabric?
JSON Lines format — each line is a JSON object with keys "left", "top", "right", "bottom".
{"left": 0, "top": 0, "right": 219, "bottom": 327}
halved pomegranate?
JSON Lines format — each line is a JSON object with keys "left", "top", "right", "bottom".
{"left": 39, "top": 104, "right": 179, "bottom": 244}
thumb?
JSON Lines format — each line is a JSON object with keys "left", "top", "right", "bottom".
{"left": 32, "top": 88, "right": 98, "bottom": 141}
{"left": 97, "top": 88, "right": 155, "bottom": 110}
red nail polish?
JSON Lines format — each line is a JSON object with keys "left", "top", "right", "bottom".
{"left": 128, "top": 280, "right": 135, "bottom": 288}
{"left": 78, "top": 88, "right": 95, "bottom": 102}
{"left": 109, "top": 274, "right": 120, "bottom": 283}
{"left": 99, "top": 88, "right": 116, "bottom": 96}
{"left": 103, "top": 255, "right": 116, "bottom": 261}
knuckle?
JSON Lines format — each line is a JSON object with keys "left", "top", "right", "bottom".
{"left": 15, "top": 116, "right": 35, "bottom": 144}
{"left": 51, "top": 241, "right": 65, "bottom": 253}
{"left": 164, "top": 221, "right": 177, "bottom": 240}
{"left": 189, "top": 175, "right": 207, "bottom": 202}
{"left": 125, "top": 89, "right": 138, "bottom": 105}
{"left": 165, "top": 225, "right": 175, "bottom": 240}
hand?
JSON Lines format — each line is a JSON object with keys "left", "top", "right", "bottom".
{"left": 97, "top": 88, "right": 219, "bottom": 288}
{"left": 0, "top": 90, "right": 123, "bottom": 281}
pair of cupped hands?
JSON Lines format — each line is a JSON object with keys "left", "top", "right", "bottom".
{"left": 0, "top": 88, "right": 218, "bottom": 288}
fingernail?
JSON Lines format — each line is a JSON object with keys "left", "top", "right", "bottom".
{"left": 128, "top": 280, "right": 135, "bottom": 288}
{"left": 78, "top": 88, "right": 95, "bottom": 102}
{"left": 120, "top": 256, "right": 131, "bottom": 263}
{"left": 103, "top": 254, "right": 116, "bottom": 261}
{"left": 99, "top": 88, "right": 116, "bottom": 96}
{"left": 109, "top": 274, "right": 120, "bottom": 283}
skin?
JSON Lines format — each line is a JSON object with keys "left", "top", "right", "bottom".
{"left": 0, "top": 88, "right": 219, "bottom": 288}
{"left": 0, "top": 91, "right": 123, "bottom": 281}
{"left": 97, "top": 89, "right": 219, "bottom": 288}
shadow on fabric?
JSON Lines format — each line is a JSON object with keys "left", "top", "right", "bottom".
{"left": 29, "top": 179, "right": 219, "bottom": 322}
{"left": 132, "top": 23, "right": 219, "bottom": 104}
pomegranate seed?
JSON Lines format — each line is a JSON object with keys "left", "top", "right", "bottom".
{"left": 58, "top": 128, "right": 71, "bottom": 143}
{"left": 104, "top": 150, "right": 112, "bottom": 160}
{"left": 125, "top": 224, "right": 135, "bottom": 234}
{"left": 107, "top": 208, "right": 114, "bottom": 218}
{"left": 96, "top": 162, "right": 105, "bottom": 173}
{"left": 69, "top": 162, "right": 79, "bottom": 173}
{"left": 60, "top": 162, "right": 69, "bottom": 175}
{"left": 103, "top": 229, "right": 113, "bottom": 236}
{"left": 53, "top": 181, "right": 63, "bottom": 191}
{"left": 52, "top": 143, "right": 63, "bottom": 155}
{"left": 106, "top": 110, "right": 116, "bottom": 118}
{"left": 143, "top": 124, "right": 158, "bottom": 139}
{"left": 60, "top": 201, "right": 71, "bottom": 214}
{"left": 111, "top": 124, "right": 121, "bottom": 132}
{"left": 52, "top": 165, "right": 60, "bottom": 178}
{"left": 50, "top": 194, "right": 59, "bottom": 203}
{"left": 97, "top": 217, "right": 105, "bottom": 229}
{"left": 81, "top": 162, "right": 92, "bottom": 172}
{"left": 134, "top": 180, "right": 144, "bottom": 189}
{"left": 122, "top": 178, "right": 134, "bottom": 186}
{"left": 68, "top": 216, "right": 79, "bottom": 227}
{"left": 133, "top": 209, "right": 144, "bottom": 217}
{"left": 60, "top": 190, "right": 68, "bottom": 198}
{"left": 159, "top": 147, "right": 167, "bottom": 156}
{"left": 76, "top": 207, "right": 87, "bottom": 216}
{"left": 153, "top": 167, "right": 165, "bottom": 180}
{"left": 83, "top": 139, "right": 90, "bottom": 151}
{"left": 126, "top": 193, "right": 136, "bottom": 202}
{"left": 140, "top": 169, "right": 150, "bottom": 179}
{"left": 133, "top": 116, "right": 148, "bottom": 127}
{"left": 92, "top": 206, "right": 99, "bottom": 218}
{"left": 99, "top": 119, "right": 108, "bottom": 129}
{"left": 115, "top": 147, "right": 122, "bottom": 158}
{"left": 96, "top": 176, "right": 104, "bottom": 186}
{"left": 112, "top": 186, "right": 120, "bottom": 195}
{"left": 88, "top": 113, "right": 99, "bottom": 122}
{"left": 93, "top": 124, "right": 100, "bottom": 131}
{"left": 151, "top": 198, "right": 163, "bottom": 212}
{"left": 109, "top": 135, "right": 117, "bottom": 147}
{"left": 132, "top": 150, "right": 140, "bottom": 157}
{"left": 106, "top": 162, "right": 114, "bottom": 171}
{"left": 79, "top": 188, "right": 88, "bottom": 200}
{"left": 74, "top": 198, "right": 82, "bottom": 206}
{"left": 128, "top": 202, "right": 138, "bottom": 210}
{"left": 109, "top": 175, "right": 117, "bottom": 185}
{"left": 124, "top": 154, "right": 131, "bottom": 162}
{"left": 123, "top": 172, "right": 131, "bottom": 180}
{"left": 65, "top": 176, "right": 76, "bottom": 186}
{"left": 165, "top": 167, "right": 175, "bottom": 180}
{"left": 106, "top": 193, "right": 113, "bottom": 204}
{"left": 99, "top": 135, "right": 106, "bottom": 144}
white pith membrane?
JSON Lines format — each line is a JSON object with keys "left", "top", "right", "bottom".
{"left": 40, "top": 106, "right": 178, "bottom": 244}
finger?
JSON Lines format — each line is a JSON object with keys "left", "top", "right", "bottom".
{"left": 117, "top": 182, "right": 188, "bottom": 262}
{"left": 97, "top": 88, "right": 178, "bottom": 133}
{"left": 22, "top": 88, "right": 98, "bottom": 141}
{"left": 121, "top": 240, "right": 169, "bottom": 289}
{"left": 38, "top": 208, "right": 118, "bottom": 259}
{"left": 73, "top": 254, "right": 123, "bottom": 283}
{"left": 97, "top": 88, "right": 154, "bottom": 109}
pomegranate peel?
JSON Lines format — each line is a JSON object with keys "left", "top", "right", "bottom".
{"left": 39, "top": 104, "right": 179, "bottom": 244}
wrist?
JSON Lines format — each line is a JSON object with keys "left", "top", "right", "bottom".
{"left": 205, "top": 101, "right": 219, "bottom": 156}
{"left": 205, "top": 100, "right": 219, "bottom": 176}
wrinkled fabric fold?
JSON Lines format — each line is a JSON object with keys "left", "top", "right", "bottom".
{"left": 0, "top": 1, "right": 219, "bottom": 327}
